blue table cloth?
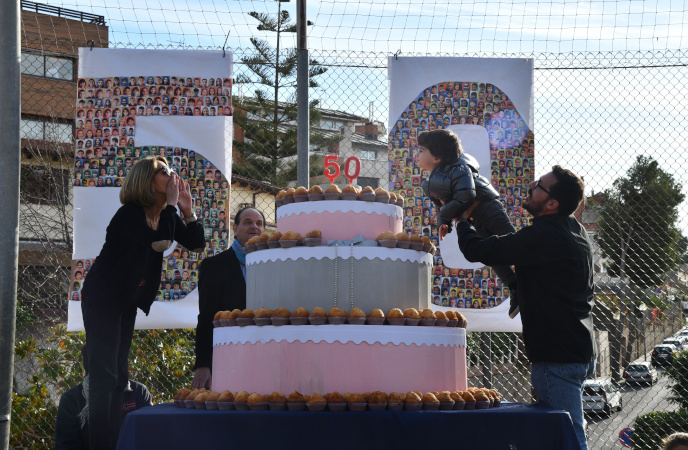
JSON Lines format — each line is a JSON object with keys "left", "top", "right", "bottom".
{"left": 116, "top": 402, "right": 580, "bottom": 450}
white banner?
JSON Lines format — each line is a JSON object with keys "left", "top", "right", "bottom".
{"left": 68, "top": 49, "right": 233, "bottom": 331}
{"left": 388, "top": 57, "right": 534, "bottom": 333}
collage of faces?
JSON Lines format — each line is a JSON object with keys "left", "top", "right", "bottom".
{"left": 71, "top": 75, "right": 233, "bottom": 303}
{"left": 74, "top": 75, "right": 232, "bottom": 187}
{"left": 387, "top": 80, "right": 535, "bottom": 309}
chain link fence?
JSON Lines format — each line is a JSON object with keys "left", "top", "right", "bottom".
{"left": 12, "top": 1, "right": 688, "bottom": 449}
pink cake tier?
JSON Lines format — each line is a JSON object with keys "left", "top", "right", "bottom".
{"left": 276, "top": 200, "right": 403, "bottom": 243}
{"left": 212, "top": 325, "right": 467, "bottom": 395}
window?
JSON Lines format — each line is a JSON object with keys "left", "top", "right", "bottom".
{"left": 20, "top": 165, "right": 71, "bottom": 205}
{"left": 21, "top": 51, "right": 74, "bottom": 81}
{"left": 320, "top": 120, "right": 343, "bottom": 131}
{"left": 360, "top": 149, "right": 377, "bottom": 160}
{"left": 357, "top": 177, "right": 378, "bottom": 188}
{"left": 21, "top": 116, "right": 73, "bottom": 143}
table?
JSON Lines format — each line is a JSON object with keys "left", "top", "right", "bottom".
{"left": 117, "top": 402, "right": 579, "bottom": 449}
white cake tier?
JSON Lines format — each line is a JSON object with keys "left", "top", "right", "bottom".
{"left": 246, "top": 246, "right": 433, "bottom": 313}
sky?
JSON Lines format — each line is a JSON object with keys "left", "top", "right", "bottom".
{"left": 28, "top": 0, "right": 688, "bottom": 231}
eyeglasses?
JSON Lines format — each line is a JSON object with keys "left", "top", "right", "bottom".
{"left": 534, "top": 179, "right": 557, "bottom": 200}
{"left": 155, "top": 165, "right": 175, "bottom": 176}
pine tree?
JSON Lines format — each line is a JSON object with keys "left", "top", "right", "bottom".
{"left": 233, "top": 6, "right": 336, "bottom": 186}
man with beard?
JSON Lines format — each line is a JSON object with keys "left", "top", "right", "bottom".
{"left": 454, "top": 165, "right": 596, "bottom": 450}
{"left": 191, "top": 207, "right": 265, "bottom": 389}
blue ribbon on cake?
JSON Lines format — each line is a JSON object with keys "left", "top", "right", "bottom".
{"left": 326, "top": 234, "right": 378, "bottom": 247}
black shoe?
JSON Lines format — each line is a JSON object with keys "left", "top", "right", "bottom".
{"left": 508, "top": 286, "right": 519, "bottom": 319}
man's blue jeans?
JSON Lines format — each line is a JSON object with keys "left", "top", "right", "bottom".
{"left": 531, "top": 359, "right": 596, "bottom": 450}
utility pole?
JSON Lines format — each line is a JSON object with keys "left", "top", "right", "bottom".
{"left": 0, "top": 0, "right": 21, "bottom": 448}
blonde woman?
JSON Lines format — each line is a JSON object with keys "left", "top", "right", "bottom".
{"left": 80, "top": 156, "right": 203, "bottom": 449}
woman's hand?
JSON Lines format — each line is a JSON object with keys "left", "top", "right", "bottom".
{"left": 177, "top": 177, "right": 193, "bottom": 218}
{"left": 166, "top": 173, "right": 180, "bottom": 207}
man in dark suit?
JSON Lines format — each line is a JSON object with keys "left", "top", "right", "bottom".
{"left": 191, "top": 206, "right": 265, "bottom": 389}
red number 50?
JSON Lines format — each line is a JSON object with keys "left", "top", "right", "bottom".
{"left": 323, "top": 155, "right": 360, "bottom": 185}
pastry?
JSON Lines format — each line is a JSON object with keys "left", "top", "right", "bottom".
{"left": 206, "top": 391, "right": 221, "bottom": 401}
{"left": 247, "top": 393, "right": 264, "bottom": 404}
{"left": 292, "top": 307, "right": 309, "bottom": 317}
{"left": 174, "top": 388, "right": 190, "bottom": 400}
{"left": 294, "top": 186, "right": 308, "bottom": 195}
{"left": 239, "top": 309, "right": 255, "bottom": 318}
{"left": 273, "top": 307, "right": 290, "bottom": 317}
{"left": 325, "top": 185, "right": 342, "bottom": 194}
{"left": 310, "top": 307, "right": 327, "bottom": 317}
{"left": 403, "top": 308, "right": 420, "bottom": 319}
{"left": 270, "top": 392, "right": 287, "bottom": 403}
{"left": 350, "top": 307, "right": 366, "bottom": 318}
{"left": 329, "top": 307, "right": 347, "bottom": 317}
{"left": 367, "top": 308, "right": 384, "bottom": 318}
{"left": 287, "top": 391, "right": 306, "bottom": 403}
{"left": 217, "top": 391, "right": 234, "bottom": 402}
{"left": 305, "top": 229, "right": 322, "bottom": 239}
{"left": 388, "top": 392, "right": 405, "bottom": 403}
{"left": 281, "top": 230, "right": 299, "bottom": 241}
{"left": 404, "top": 391, "right": 422, "bottom": 404}
{"left": 307, "top": 393, "right": 326, "bottom": 404}
{"left": 420, "top": 308, "right": 436, "bottom": 319}
{"left": 376, "top": 231, "right": 396, "bottom": 241}
{"left": 234, "top": 391, "right": 249, "bottom": 403}
{"left": 308, "top": 185, "right": 323, "bottom": 194}
{"left": 387, "top": 308, "right": 403, "bottom": 319}
{"left": 369, "top": 391, "right": 388, "bottom": 403}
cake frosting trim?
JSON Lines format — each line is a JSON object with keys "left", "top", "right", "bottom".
{"left": 246, "top": 246, "right": 433, "bottom": 266}
{"left": 213, "top": 325, "right": 466, "bottom": 348}
{"left": 277, "top": 200, "right": 403, "bottom": 220}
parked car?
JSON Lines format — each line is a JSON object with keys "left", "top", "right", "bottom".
{"left": 582, "top": 379, "right": 623, "bottom": 415}
{"left": 623, "top": 361, "right": 658, "bottom": 385}
{"left": 662, "top": 338, "right": 686, "bottom": 351}
{"left": 652, "top": 345, "right": 677, "bottom": 367}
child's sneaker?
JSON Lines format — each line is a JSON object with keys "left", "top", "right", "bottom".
{"left": 508, "top": 286, "right": 519, "bottom": 319}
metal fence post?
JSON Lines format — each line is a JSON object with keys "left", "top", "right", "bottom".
{"left": 0, "top": 0, "right": 21, "bottom": 448}
{"left": 296, "top": 0, "right": 309, "bottom": 188}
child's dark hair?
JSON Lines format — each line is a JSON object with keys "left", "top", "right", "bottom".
{"left": 417, "top": 129, "right": 463, "bottom": 166}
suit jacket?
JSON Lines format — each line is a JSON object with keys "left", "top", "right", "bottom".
{"left": 55, "top": 380, "right": 152, "bottom": 450}
{"left": 193, "top": 245, "right": 246, "bottom": 370}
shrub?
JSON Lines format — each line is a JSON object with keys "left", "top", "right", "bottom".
{"left": 633, "top": 410, "right": 688, "bottom": 450}
{"left": 11, "top": 325, "right": 195, "bottom": 449}
{"left": 632, "top": 351, "right": 688, "bottom": 449}
{"left": 665, "top": 351, "right": 688, "bottom": 409}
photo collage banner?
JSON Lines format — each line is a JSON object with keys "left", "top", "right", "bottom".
{"left": 68, "top": 49, "right": 234, "bottom": 330}
{"left": 388, "top": 57, "right": 534, "bottom": 332}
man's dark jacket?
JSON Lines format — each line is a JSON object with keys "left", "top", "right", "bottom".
{"left": 55, "top": 380, "right": 152, "bottom": 450}
{"left": 194, "top": 246, "right": 246, "bottom": 370}
{"left": 457, "top": 213, "right": 597, "bottom": 364}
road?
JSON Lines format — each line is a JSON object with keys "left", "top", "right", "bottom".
{"left": 587, "top": 361, "right": 679, "bottom": 449}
